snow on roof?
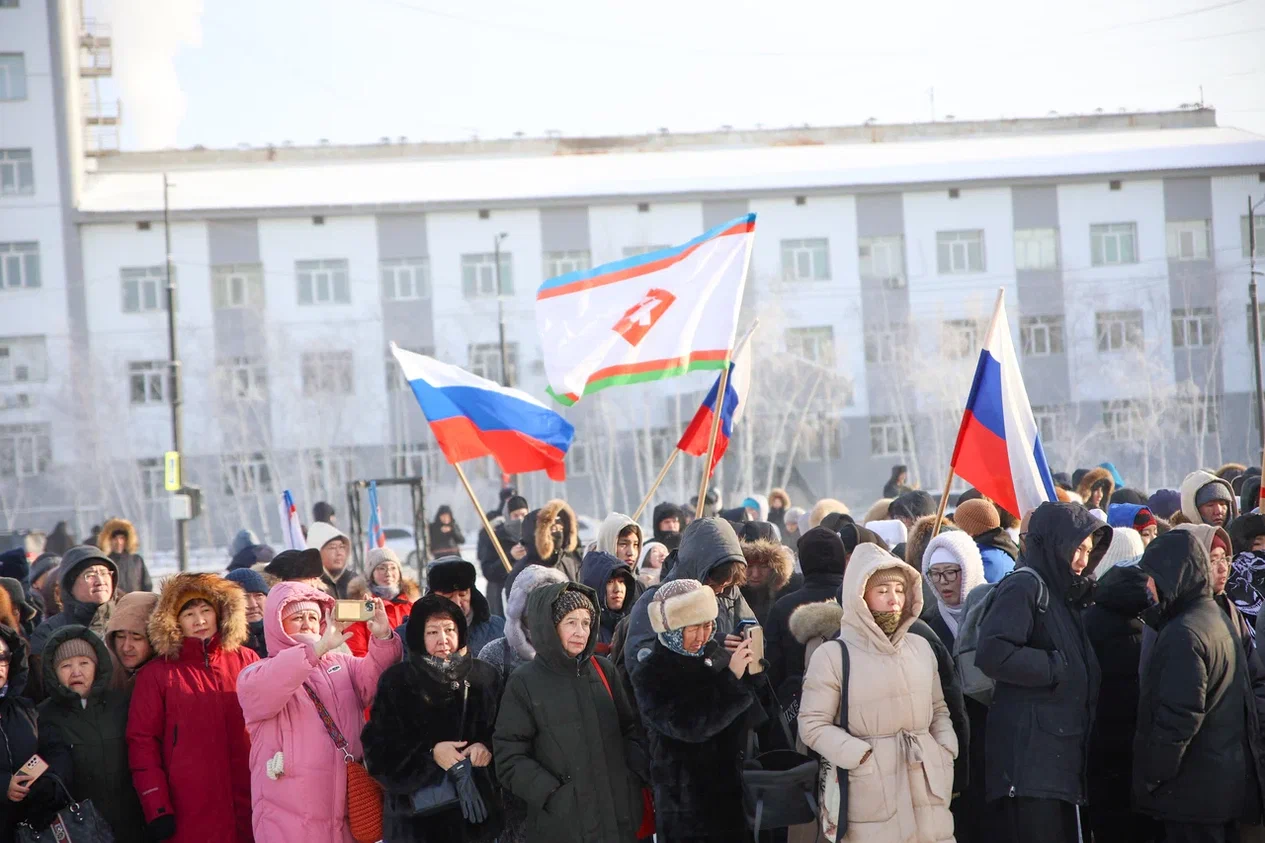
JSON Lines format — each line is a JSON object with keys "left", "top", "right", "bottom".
{"left": 79, "top": 126, "right": 1265, "bottom": 216}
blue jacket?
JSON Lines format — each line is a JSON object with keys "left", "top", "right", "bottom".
{"left": 1108, "top": 503, "right": 1148, "bottom": 529}
{"left": 979, "top": 545, "right": 1015, "bottom": 582}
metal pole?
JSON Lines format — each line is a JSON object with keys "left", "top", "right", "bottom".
{"left": 493, "top": 233, "right": 510, "bottom": 387}
{"left": 163, "top": 173, "right": 188, "bottom": 571}
{"left": 1250, "top": 197, "right": 1265, "bottom": 457}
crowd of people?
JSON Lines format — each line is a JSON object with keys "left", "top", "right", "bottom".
{"left": 0, "top": 461, "right": 1263, "bottom": 842}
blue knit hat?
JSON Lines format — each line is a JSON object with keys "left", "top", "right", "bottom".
{"left": 225, "top": 567, "right": 269, "bottom": 596}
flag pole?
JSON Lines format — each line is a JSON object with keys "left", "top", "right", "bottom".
{"left": 453, "top": 462, "right": 514, "bottom": 574}
{"left": 634, "top": 449, "right": 681, "bottom": 521}
{"left": 931, "top": 468, "right": 955, "bottom": 540}
{"left": 695, "top": 362, "right": 731, "bottom": 519}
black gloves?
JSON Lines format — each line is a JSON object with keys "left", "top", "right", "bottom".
{"left": 447, "top": 758, "right": 487, "bottom": 824}
{"left": 149, "top": 814, "right": 176, "bottom": 840}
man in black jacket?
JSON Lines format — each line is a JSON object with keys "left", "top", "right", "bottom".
{"left": 976, "top": 502, "right": 1111, "bottom": 843}
{"left": 1135, "top": 530, "right": 1264, "bottom": 843}
{"left": 477, "top": 494, "right": 528, "bottom": 617}
{"left": 764, "top": 527, "right": 846, "bottom": 702}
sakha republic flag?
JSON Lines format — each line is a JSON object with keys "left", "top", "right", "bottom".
{"left": 949, "top": 291, "right": 1057, "bottom": 518}
{"left": 390, "top": 344, "right": 575, "bottom": 481}
{"left": 536, "top": 213, "right": 756, "bottom": 405}
{"left": 677, "top": 326, "right": 754, "bottom": 477}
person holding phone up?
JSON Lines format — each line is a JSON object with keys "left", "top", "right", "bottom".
{"left": 0, "top": 624, "right": 67, "bottom": 843}
{"left": 632, "top": 579, "right": 758, "bottom": 843}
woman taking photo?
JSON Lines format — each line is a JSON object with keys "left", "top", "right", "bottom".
{"left": 237, "top": 582, "right": 401, "bottom": 841}
{"left": 494, "top": 582, "right": 648, "bottom": 843}
{"left": 631, "top": 579, "right": 757, "bottom": 843}
{"left": 798, "top": 544, "right": 957, "bottom": 842}
{"left": 363, "top": 594, "right": 502, "bottom": 843}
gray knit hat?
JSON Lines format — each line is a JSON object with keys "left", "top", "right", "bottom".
{"left": 551, "top": 589, "right": 595, "bottom": 626}
{"left": 1196, "top": 482, "right": 1234, "bottom": 508}
{"left": 54, "top": 636, "right": 98, "bottom": 668}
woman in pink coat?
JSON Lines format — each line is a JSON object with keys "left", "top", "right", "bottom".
{"left": 237, "top": 581, "right": 402, "bottom": 842}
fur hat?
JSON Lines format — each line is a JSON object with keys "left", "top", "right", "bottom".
{"left": 953, "top": 498, "right": 1002, "bottom": 538}
{"left": 264, "top": 549, "right": 324, "bottom": 582}
{"left": 809, "top": 498, "right": 850, "bottom": 529}
{"left": 427, "top": 557, "right": 477, "bottom": 593}
{"left": 96, "top": 518, "right": 139, "bottom": 555}
{"left": 54, "top": 636, "right": 98, "bottom": 668}
{"left": 649, "top": 579, "right": 718, "bottom": 633}
{"left": 1076, "top": 468, "right": 1115, "bottom": 505}
{"left": 551, "top": 589, "right": 595, "bottom": 626}
{"left": 149, "top": 572, "right": 248, "bottom": 659}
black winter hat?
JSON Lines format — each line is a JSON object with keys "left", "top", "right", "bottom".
{"left": 797, "top": 527, "right": 847, "bottom": 576}
{"left": 1242, "top": 475, "right": 1261, "bottom": 517}
{"left": 836, "top": 523, "right": 890, "bottom": 556}
{"left": 889, "top": 490, "right": 936, "bottom": 522}
{"left": 505, "top": 495, "right": 528, "bottom": 514}
{"left": 1111, "top": 487, "right": 1148, "bottom": 506}
{"left": 819, "top": 512, "right": 855, "bottom": 533}
{"left": 1051, "top": 472, "right": 1073, "bottom": 491}
{"left": 427, "top": 557, "right": 477, "bottom": 594}
{"left": 1229, "top": 513, "right": 1265, "bottom": 555}
{"left": 406, "top": 593, "right": 468, "bottom": 652}
{"left": 58, "top": 546, "right": 117, "bottom": 591}
{"left": 264, "top": 548, "right": 324, "bottom": 582}
{"left": 311, "top": 501, "right": 336, "bottom": 523}
{"left": 0, "top": 548, "right": 30, "bottom": 586}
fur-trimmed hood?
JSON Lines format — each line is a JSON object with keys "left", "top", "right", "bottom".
{"left": 505, "top": 563, "right": 569, "bottom": 661}
{"left": 809, "top": 498, "right": 849, "bottom": 528}
{"left": 97, "top": 518, "right": 139, "bottom": 554}
{"left": 789, "top": 600, "right": 843, "bottom": 645}
{"left": 345, "top": 575, "right": 421, "bottom": 603}
{"left": 148, "top": 572, "right": 249, "bottom": 659}
{"left": 906, "top": 515, "right": 955, "bottom": 570}
{"left": 521, "top": 499, "right": 579, "bottom": 563}
{"left": 1076, "top": 468, "right": 1116, "bottom": 508}
{"left": 740, "top": 538, "right": 794, "bottom": 593}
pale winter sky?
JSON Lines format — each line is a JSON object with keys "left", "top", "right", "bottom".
{"left": 104, "top": 0, "right": 1265, "bottom": 151}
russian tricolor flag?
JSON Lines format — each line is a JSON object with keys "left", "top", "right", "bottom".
{"left": 677, "top": 328, "right": 753, "bottom": 477}
{"left": 949, "top": 292, "right": 1057, "bottom": 518}
{"left": 278, "top": 489, "right": 306, "bottom": 551}
{"left": 391, "top": 344, "right": 575, "bottom": 481}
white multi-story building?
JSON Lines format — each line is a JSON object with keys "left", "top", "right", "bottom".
{"left": 5, "top": 1, "right": 1265, "bottom": 553}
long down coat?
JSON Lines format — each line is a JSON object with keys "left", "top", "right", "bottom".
{"left": 798, "top": 545, "right": 958, "bottom": 843}
{"left": 237, "top": 582, "right": 402, "bottom": 842}
{"left": 127, "top": 572, "right": 260, "bottom": 843}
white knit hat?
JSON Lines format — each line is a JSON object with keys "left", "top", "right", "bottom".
{"left": 648, "top": 579, "right": 718, "bottom": 634}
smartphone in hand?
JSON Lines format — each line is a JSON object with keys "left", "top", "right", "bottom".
{"left": 18, "top": 755, "right": 48, "bottom": 783}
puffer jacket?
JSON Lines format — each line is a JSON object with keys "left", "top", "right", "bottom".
{"left": 237, "top": 582, "right": 401, "bottom": 842}
{"left": 502, "top": 500, "right": 584, "bottom": 600}
{"left": 494, "top": 582, "right": 647, "bottom": 843}
{"left": 127, "top": 573, "right": 260, "bottom": 843}
{"left": 798, "top": 545, "right": 957, "bottom": 843}
{"left": 36, "top": 625, "right": 147, "bottom": 841}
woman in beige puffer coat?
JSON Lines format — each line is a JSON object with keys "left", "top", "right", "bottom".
{"left": 798, "top": 544, "right": 957, "bottom": 843}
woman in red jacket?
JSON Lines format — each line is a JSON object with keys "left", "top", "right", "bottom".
{"left": 127, "top": 573, "right": 259, "bottom": 842}
{"left": 344, "top": 547, "right": 419, "bottom": 657}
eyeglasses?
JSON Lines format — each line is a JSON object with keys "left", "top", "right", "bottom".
{"left": 927, "top": 568, "right": 961, "bottom": 584}
{"left": 80, "top": 567, "right": 112, "bottom": 582}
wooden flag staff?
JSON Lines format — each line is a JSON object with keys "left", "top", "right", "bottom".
{"left": 453, "top": 462, "right": 514, "bottom": 574}
{"left": 633, "top": 449, "right": 681, "bottom": 522}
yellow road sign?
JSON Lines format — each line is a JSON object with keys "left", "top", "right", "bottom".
{"left": 164, "top": 451, "right": 181, "bottom": 492}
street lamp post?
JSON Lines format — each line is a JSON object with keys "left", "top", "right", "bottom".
{"left": 163, "top": 173, "right": 188, "bottom": 571}
{"left": 493, "top": 232, "right": 510, "bottom": 387}
{"left": 1250, "top": 196, "right": 1265, "bottom": 475}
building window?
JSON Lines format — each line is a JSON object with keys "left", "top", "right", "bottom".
{"left": 1014, "top": 228, "right": 1059, "bottom": 270}
{"left": 622, "top": 245, "right": 670, "bottom": 258}
{"left": 222, "top": 452, "right": 272, "bottom": 496}
{"left": 942, "top": 319, "right": 981, "bottom": 360}
{"left": 138, "top": 457, "right": 164, "bottom": 501}
{"left": 0, "top": 54, "right": 25, "bottom": 101}
{"left": 128, "top": 361, "right": 167, "bottom": 405}
{"left": 468, "top": 342, "right": 518, "bottom": 385}
{"left": 1096, "top": 310, "right": 1144, "bottom": 353}
{"left": 858, "top": 236, "right": 905, "bottom": 287}
{"left": 385, "top": 345, "right": 432, "bottom": 392}
{"left": 800, "top": 414, "right": 843, "bottom": 462}
{"left": 0, "top": 423, "right": 50, "bottom": 478}
{"left": 0, "top": 2, "right": 18, "bottom": 8}
{"left": 780, "top": 238, "right": 831, "bottom": 282}
{"left": 543, "top": 250, "right": 591, "bottom": 279}
{"left": 301, "top": 350, "right": 353, "bottom": 396}
{"left": 1090, "top": 223, "right": 1138, "bottom": 266}
{"left": 786, "top": 326, "right": 835, "bottom": 365}
{"left": 0, "top": 242, "right": 39, "bottom": 290}
{"left": 1172, "top": 307, "right": 1215, "bottom": 349}
{"left": 301, "top": 448, "right": 355, "bottom": 502}
{"left": 1242, "top": 215, "right": 1265, "bottom": 258}
{"left": 864, "top": 326, "right": 906, "bottom": 364}
{"left": 1020, "top": 315, "right": 1065, "bottom": 356}
{"left": 0, "top": 336, "right": 46, "bottom": 384}
{"left": 121, "top": 266, "right": 166, "bottom": 313}
{"left": 567, "top": 439, "right": 590, "bottom": 476}
{"left": 870, "top": 416, "right": 911, "bottom": 457}
{"left": 1173, "top": 394, "right": 1218, "bottom": 436}
{"left": 381, "top": 257, "right": 430, "bottom": 301}
{"left": 1166, "top": 220, "right": 1211, "bottom": 261}
{"left": 217, "top": 356, "right": 268, "bottom": 402}
{"left": 212, "top": 264, "right": 264, "bottom": 310}
{"left": 296, "top": 259, "right": 350, "bottom": 305}
{"left": 0, "top": 149, "right": 33, "bottom": 195}
{"left": 1030, "top": 406, "right": 1062, "bottom": 443}
{"left": 1102, "top": 400, "right": 1144, "bottom": 440}
{"left": 461, "top": 253, "right": 512, "bottom": 299}
{"left": 936, "top": 230, "right": 985, "bottom": 274}
{"left": 392, "top": 442, "right": 443, "bottom": 480}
